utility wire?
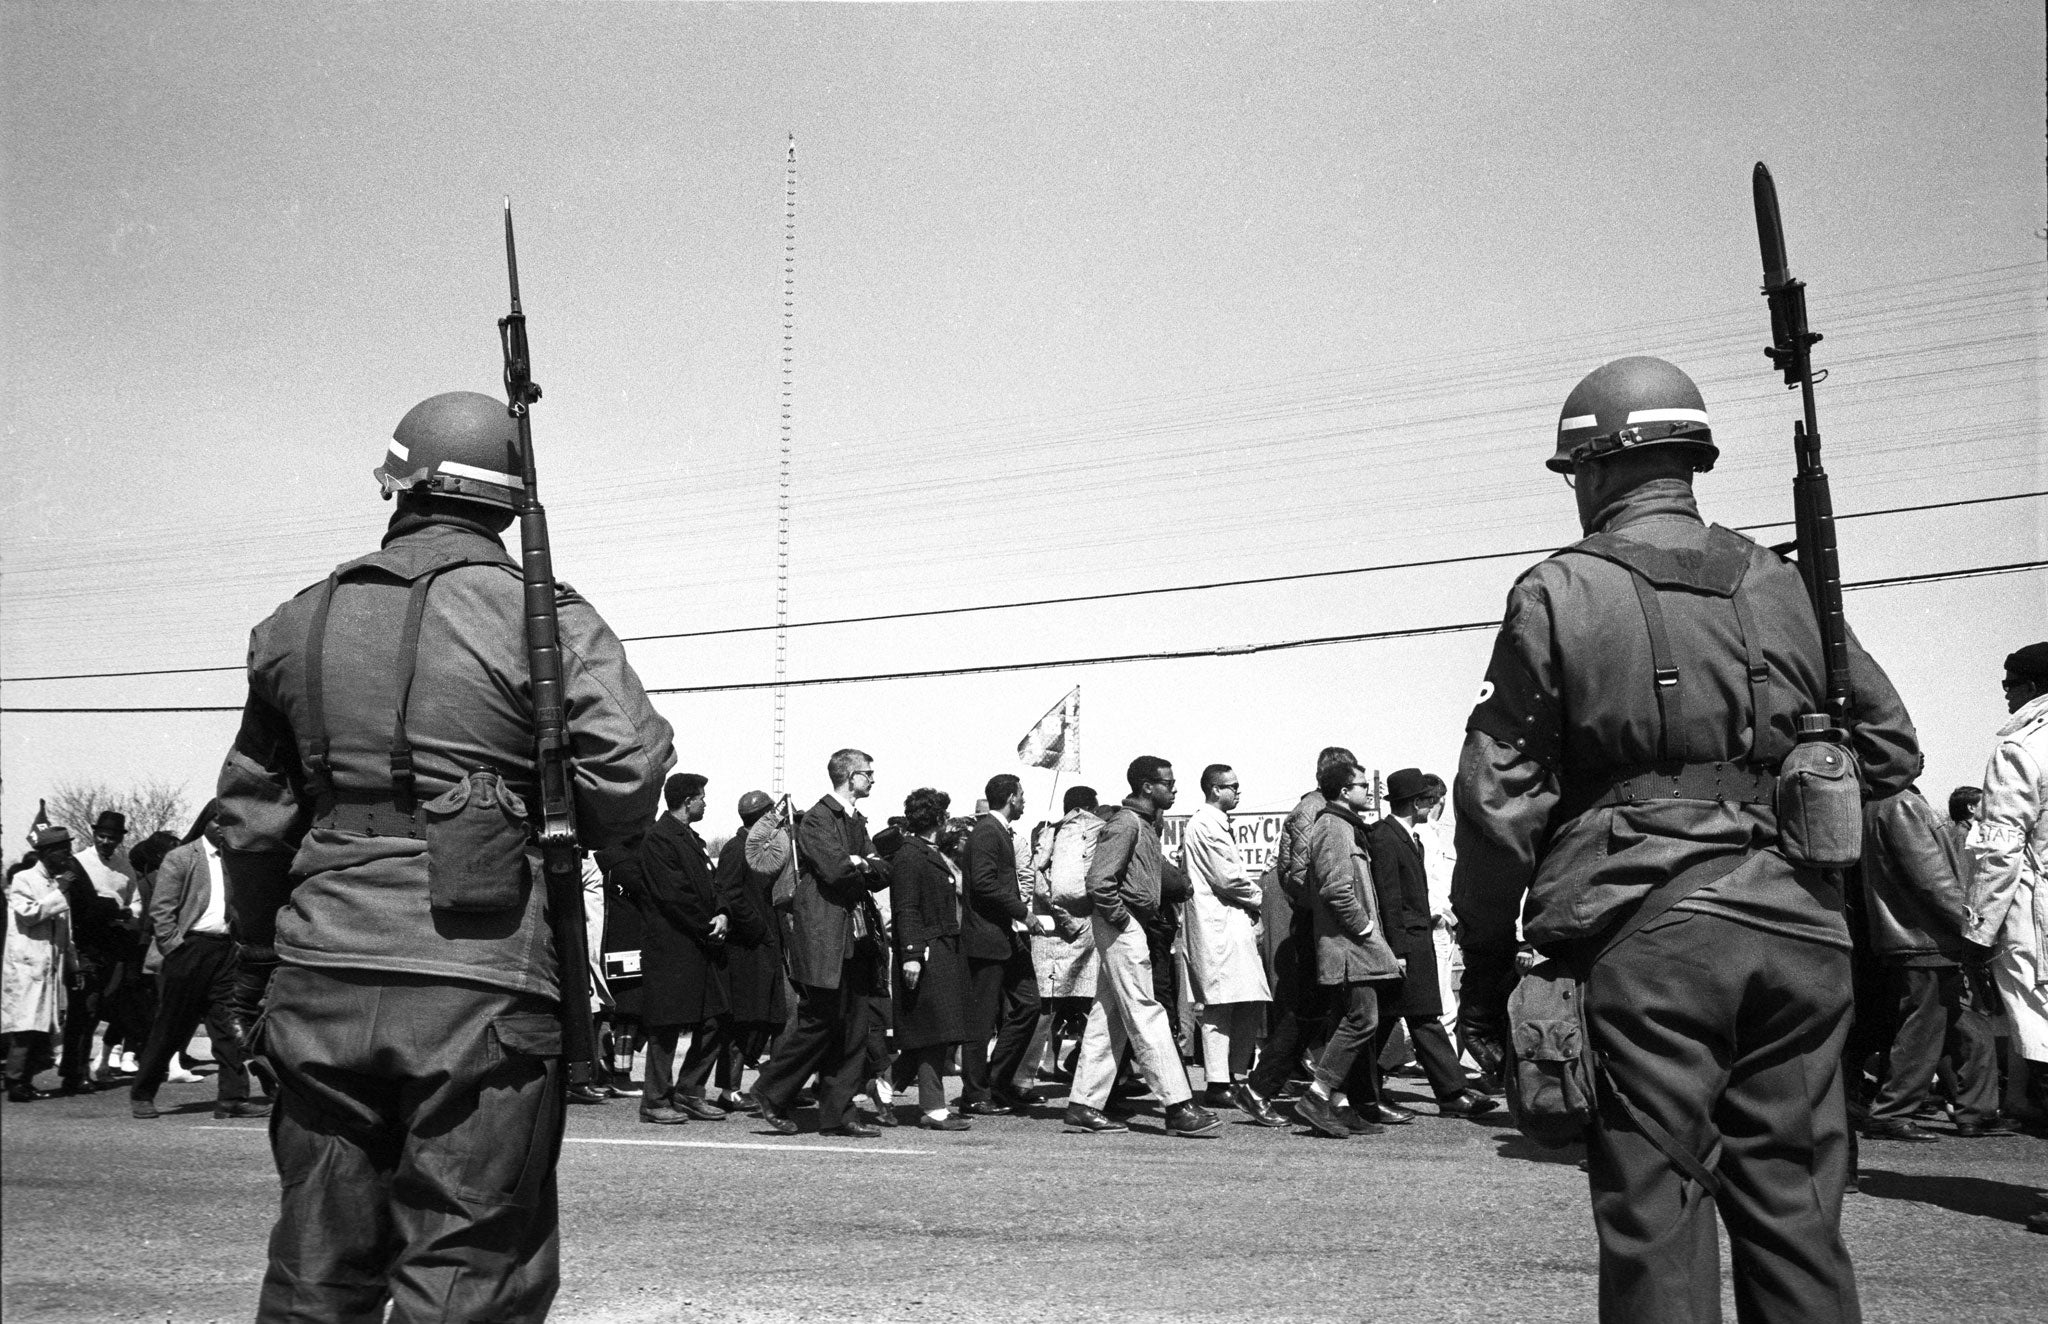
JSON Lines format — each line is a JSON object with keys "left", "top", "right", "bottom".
{"left": 5, "top": 558, "right": 2040, "bottom": 713}
{"left": 6, "top": 488, "right": 2040, "bottom": 683}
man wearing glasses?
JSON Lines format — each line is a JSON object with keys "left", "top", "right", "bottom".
{"left": 1064, "top": 755, "right": 1222, "bottom": 1137}
{"left": 751, "top": 748, "right": 892, "bottom": 1137}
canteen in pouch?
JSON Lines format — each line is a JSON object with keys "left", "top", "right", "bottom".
{"left": 421, "top": 768, "right": 532, "bottom": 912}
{"left": 1776, "top": 739, "right": 1862, "bottom": 868}
{"left": 1505, "top": 957, "right": 1598, "bottom": 1146}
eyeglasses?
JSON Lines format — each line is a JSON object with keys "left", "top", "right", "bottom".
{"left": 1151, "top": 778, "right": 1177, "bottom": 788}
{"left": 852, "top": 769, "right": 876, "bottom": 780}
{"left": 1215, "top": 783, "right": 1241, "bottom": 791}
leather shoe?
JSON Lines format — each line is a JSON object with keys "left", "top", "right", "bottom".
{"left": 962, "top": 1099, "right": 1013, "bottom": 1117}
{"left": 990, "top": 1087, "right": 1033, "bottom": 1114}
{"left": 1862, "top": 1117, "right": 1940, "bottom": 1143}
{"left": 821, "top": 1121, "right": 881, "bottom": 1139}
{"left": 671, "top": 1095, "right": 728, "bottom": 1122}
{"left": 1164, "top": 1101, "right": 1223, "bottom": 1138}
{"left": 1360, "top": 1101, "right": 1416, "bottom": 1126}
{"left": 1337, "top": 1106, "right": 1388, "bottom": 1136}
{"left": 1952, "top": 1117, "right": 2017, "bottom": 1138}
{"left": 1291, "top": 1090, "right": 1350, "bottom": 1139}
{"left": 213, "top": 1098, "right": 271, "bottom": 1119}
{"left": 750, "top": 1090, "right": 799, "bottom": 1135}
{"left": 1062, "top": 1103, "right": 1128, "bottom": 1133}
{"left": 917, "top": 1113, "right": 971, "bottom": 1131}
{"left": 565, "top": 1084, "right": 609, "bottom": 1106}
{"left": 639, "top": 1105, "right": 690, "bottom": 1125}
{"left": 129, "top": 1097, "right": 160, "bottom": 1119}
{"left": 1230, "top": 1081, "right": 1286, "bottom": 1128}
{"left": 1438, "top": 1090, "right": 1500, "bottom": 1118}
{"left": 868, "top": 1105, "right": 901, "bottom": 1127}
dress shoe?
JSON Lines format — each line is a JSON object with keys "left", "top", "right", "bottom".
{"left": 1291, "top": 1090, "right": 1351, "bottom": 1139}
{"left": 55, "top": 1079, "right": 97, "bottom": 1097}
{"left": 1164, "top": 1101, "right": 1223, "bottom": 1138}
{"left": 1201, "top": 1084, "right": 1237, "bottom": 1110}
{"left": 1862, "top": 1117, "right": 1940, "bottom": 1143}
{"left": 917, "top": 1113, "right": 971, "bottom": 1132}
{"left": 602, "top": 1081, "right": 638, "bottom": 1099}
{"left": 750, "top": 1090, "right": 799, "bottom": 1135}
{"left": 962, "top": 1099, "right": 1013, "bottom": 1117}
{"left": 671, "top": 1095, "right": 728, "bottom": 1122}
{"left": 565, "top": 1084, "right": 609, "bottom": 1106}
{"left": 867, "top": 1105, "right": 901, "bottom": 1127}
{"left": 821, "top": 1121, "right": 881, "bottom": 1139}
{"left": 989, "top": 1087, "right": 1033, "bottom": 1114}
{"left": 1437, "top": 1090, "right": 1500, "bottom": 1118}
{"left": 1952, "top": 1117, "right": 2017, "bottom": 1138}
{"left": 1337, "top": 1107, "right": 1388, "bottom": 1136}
{"left": 639, "top": 1104, "right": 690, "bottom": 1124}
{"left": 1062, "top": 1103, "right": 1128, "bottom": 1133}
{"left": 213, "top": 1098, "right": 272, "bottom": 1119}
{"left": 129, "top": 1096, "right": 160, "bottom": 1119}
{"left": 1230, "top": 1082, "right": 1286, "bottom": 1128}
{"left": 1360, "top": 1101, "right": 1416, "bottom": 1126}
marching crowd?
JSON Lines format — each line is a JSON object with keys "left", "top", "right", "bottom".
{"left": 577, "top": 750, "right": 1495, "bottom": 1138}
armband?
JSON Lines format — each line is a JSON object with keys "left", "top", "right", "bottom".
{"left": 1467, "top": 630, "right": 1560, "bottom": 769}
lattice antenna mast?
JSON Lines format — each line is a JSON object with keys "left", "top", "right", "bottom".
{"left": 773, "top": 135, "right": 796, "bottom": 794}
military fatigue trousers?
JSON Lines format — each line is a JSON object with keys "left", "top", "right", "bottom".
{"left": 1584, "top": 910, "right": 1858, "bottom": 1324}
{"left": 256, "top": 965, "right": 565, "bottom": 1324}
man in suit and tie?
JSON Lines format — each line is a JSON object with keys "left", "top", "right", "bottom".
{"left": 1365, "top": 768, "right": 1495, "bottom": 1120}
{"left": 960, "top": 774, "right": 1044, "bottom": 1115}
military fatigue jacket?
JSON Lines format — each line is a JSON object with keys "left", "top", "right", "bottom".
{"left": 1451, "top": 481, "right": 1919, "bottom": 955}
{"left": 215, "top": 514, "right": 674, "bottom": 999}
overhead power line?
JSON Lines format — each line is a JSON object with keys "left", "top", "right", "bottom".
{"left": 5, "top": 557, "right": 2041, "bottom": 714}
{"left": 6, "top": 488, "right": 2041, "bottom": 685}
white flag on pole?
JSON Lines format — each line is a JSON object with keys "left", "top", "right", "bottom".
{"left": 1017, "top": 686, "right": 1080, "bottom": 771}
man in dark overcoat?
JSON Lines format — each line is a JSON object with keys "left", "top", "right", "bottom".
{"left": 713, "top": 790, "right": 787, "bottom": 1107}
{"left": 1452, "top": 357, "right": 1920, "bottom": 1321}
{"left": 749, "top": 748, "right": 892, "bottom": 1138}
{"left": 635, "top": 773, "right": 731, "bottom": 1123}
{"left": 1363, "top": 768, "right": 1493, "bottom": 1121}
{"left": 959, "top": 773, "right": 1041, "bottom": 1114}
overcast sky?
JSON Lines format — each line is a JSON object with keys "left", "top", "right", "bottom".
{"left": 3, "top": 1, "right": 2041, "bottom": 840}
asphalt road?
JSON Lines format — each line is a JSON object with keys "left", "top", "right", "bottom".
{"left": 4, "top": 1071, "right": 2043, "bottom": 1323}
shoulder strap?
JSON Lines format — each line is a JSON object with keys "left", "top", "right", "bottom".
{"left": 1624, "top": 571, "right": 1686, "bottom": 764}
{"left": 1727, "top": 576, "right": 1776, "bottom": 765}
{"left": 301, "top": 573, "right": 342, "bottom": 793}
{"left": 387, "top": 568, "right": 447, "bottom": 813}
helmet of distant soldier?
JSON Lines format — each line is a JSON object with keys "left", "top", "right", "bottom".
{"left": 374, "top": 391, "right": 525, "bottom": 511}
{"left": 1547, "top": 356, "right": 1718, "bottom": 474}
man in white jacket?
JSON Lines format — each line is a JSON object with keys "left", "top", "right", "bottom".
{"left": 1181, "top": 766, "right": 1282, "bottom": 1125}
{"left": 1966, "top": 641, "right": 2048, "bottom": 1145}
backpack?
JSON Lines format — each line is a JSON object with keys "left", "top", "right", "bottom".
{"left": 1045, "top": 812, "right": 1104, "bottom": 907}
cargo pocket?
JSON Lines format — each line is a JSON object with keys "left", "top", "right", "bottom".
{"left": 455, "top": 1012, "right": 564, "bottom": 1209}
{"left": 423, "top": 768, "right": 532, "bottom": 913}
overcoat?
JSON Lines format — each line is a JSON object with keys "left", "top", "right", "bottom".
{"left": 961, "top": 814, "right": 1028, "bottom": 962}
{"left": 889, "top": 836, "right": 971, "bottom": 1050}
{"left": 635, "top": 814, "right": 730, "bottom": 1028}
{"left": 1180, "top": 803, "right": 1271, "bottom": 1005}
{"left": 2, "top": 862, "right": 73, "bottom": 1035}
{"left": 1366, "top": 815, "right": 1441, "bottom": 1017}
{"left": 715, "top": 829, "right": 787, "bottom": 1024}
{"left": 787, "top": 793, "right": 889, "bottom": 991}
{"left": 1308, "top": 804, "right": 1399, "bottom": 986}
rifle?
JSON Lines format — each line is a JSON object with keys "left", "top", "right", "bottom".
{"left": 498, "top": 201, "right": 597, "bottom": 1085}
{"left": 1753, "top": 162, "right": 1854, "bottom": 739}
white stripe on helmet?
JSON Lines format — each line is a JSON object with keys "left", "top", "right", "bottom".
{"left": 437, "top": 459, "right": 526, "bottom": 489}
{"left": 388, "top": 441, "right": 409, "bottom": 461}
{"left": 1559, "top": 415, "right": 1598, "bottom": 431}
{"left": 1625, "top": 408, "right": 1709, "bottom": 427}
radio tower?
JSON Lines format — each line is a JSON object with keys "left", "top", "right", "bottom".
{"left": 773, "top": 135, "right": 795, "bottom": 795}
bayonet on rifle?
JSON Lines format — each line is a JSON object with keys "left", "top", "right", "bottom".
{"left": 498, "top": 202, "right": 597, "bottom": 1085}
{"left": 1753, "top": 163, "right": 1854, "bottom": 736}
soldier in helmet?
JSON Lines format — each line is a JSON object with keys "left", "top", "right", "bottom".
{"left": 215, "top": 390, "right": 675, "bottom": 1322}
{"left": 1452, "top": 357, "right": 1920, "bottom": 1321}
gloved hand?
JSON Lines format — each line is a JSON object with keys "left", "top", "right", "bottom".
{"left": 1457, "top": 940, "right": 1520, "bottom": 1086}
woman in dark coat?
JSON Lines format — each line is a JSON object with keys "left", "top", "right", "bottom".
{"left": 889, "top": 788, "right": 973, "bottom": 1130}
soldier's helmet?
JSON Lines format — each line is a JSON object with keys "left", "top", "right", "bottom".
{"left": 374, "top": 391, "right": 525, "bottom": 511}
{"left": 1547, "top": 356, "right": 1718, "bottom": 474}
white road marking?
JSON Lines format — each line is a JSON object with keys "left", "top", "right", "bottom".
{"left": 196, "top": 1125, "right": 931, "bottom": 1157}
